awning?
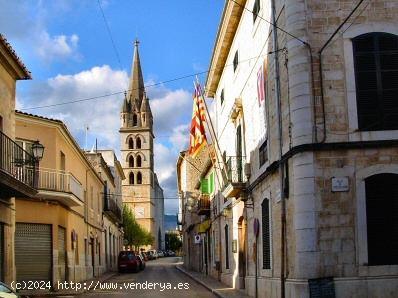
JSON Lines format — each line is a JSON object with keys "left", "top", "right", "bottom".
{"left": 197, "top": 220, "right": 211, "bottom": 233}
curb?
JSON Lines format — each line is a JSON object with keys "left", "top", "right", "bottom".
{"left": 175, "top": 265, "right": 223, "bottom": 298}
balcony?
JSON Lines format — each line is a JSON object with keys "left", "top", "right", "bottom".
{"left": 197, "top": 194, "right": 210, "bottom": 216}
{"left": 104, "top": 193, "right": 122, "bottom": 223}
{"left": 0, "top": 130, "right": 37, "bottom": 198}
{"left": 36, "top": 168, "right": 84, "bottom": 207}
{"left": 221, "top": 156, "right": 247, "bottom": 199}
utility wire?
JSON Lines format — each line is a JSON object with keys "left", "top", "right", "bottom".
{"left": 20, "top": 54, "right": 266, "bottom": 111}
{"left": 21, "top": 0, "right": 308, "bottom": 111}
{"left": 97, "top": 0, "right": 122, "bottom": 69}
{"left": 228, "top": 0, "right": 307, "bottom": 46}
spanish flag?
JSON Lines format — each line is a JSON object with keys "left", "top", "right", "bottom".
{"left": 188, "top": 83, "right": 207, "bottom": 158}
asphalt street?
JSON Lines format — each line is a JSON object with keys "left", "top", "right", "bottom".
{"left": 76, "top": 257, "right": 216, "bottom": 298}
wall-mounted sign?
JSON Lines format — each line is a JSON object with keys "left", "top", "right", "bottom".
{"left": 194, "top": 234, "right": 201, "bottom": 244}
{"left": 331, "top": 177, "right": 349, "bottom": 192}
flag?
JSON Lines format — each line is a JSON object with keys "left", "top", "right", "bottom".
{"left": 257, "top": 63, "right": 266, "bottom": 106}
{"left": 188, "top": 83, "right": 207, "bottom": 157}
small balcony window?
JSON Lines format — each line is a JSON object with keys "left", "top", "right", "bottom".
{"left": 233, "top": 51, "right": 239, "bottom": 72}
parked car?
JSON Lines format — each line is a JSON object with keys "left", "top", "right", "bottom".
{"left": 157, "top": 250, "right": 164, "bottom": 257}
{"left": 140, "top": 252, "right": 148, "bottom": 261}
{"left": 136, "top": 254, "right": 146, "bottom": 270}
{"left": 145, "top": 251, "right": 155, "bottom": 260}
{"left": 118, "top": 251, "right": 140, "bottom": 273}
{"left": 167, "top": 250, "right": 176, "bottom": 257}
{"left": 0, "top": 282, "right": 18, "bottom": 298}
{"left": 148, "top": 249, "right": 158, "bottom": 259}
{"left": 163, "top": 250, "right": 169, "bottom": 257}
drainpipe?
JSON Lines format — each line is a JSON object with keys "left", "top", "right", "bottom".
{"left": 318, "top": 0, "right": 365, "bottom": 143}
{"left": 270, "top": 0, "right": 286, "bottom": 297}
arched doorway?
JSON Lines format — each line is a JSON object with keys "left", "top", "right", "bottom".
{"left": 238, "top": 216, "right": 247, "bottom": 289}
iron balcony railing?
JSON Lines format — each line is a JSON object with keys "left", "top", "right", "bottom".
{"left": 225, "top": 156, "right": 246, "bottom": 183}
{"left": 0, "top": 130, "right": 36, "bottom": 188}
{"left": 197, "top": 194, "right": 211, "bottom": 216}
{"left": 104, "top": 193, "right": 122, "bottom": 222}
{"left": 37, "top": 168, "right": 84, "bottom": 202}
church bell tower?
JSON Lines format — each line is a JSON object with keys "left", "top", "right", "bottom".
{"left": 120, "top": 40, "right": 161, "bottom": 249}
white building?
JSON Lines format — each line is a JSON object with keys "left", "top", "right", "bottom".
{"left": 204, "top": 0, "right": 398, "bottom": 297}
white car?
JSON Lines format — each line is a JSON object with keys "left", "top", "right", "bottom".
{"left": 148, "top": 249, "right": 158, "bottom": 259}
{"left": 0, "top": 282, "right": 18, "bottom": 298}
{"left": 157, "top": 250, "right": 164, "bottom": 257}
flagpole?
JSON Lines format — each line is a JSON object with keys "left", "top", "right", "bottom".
{"left": 194, "top": 79, "right": 229, "bottom": 182}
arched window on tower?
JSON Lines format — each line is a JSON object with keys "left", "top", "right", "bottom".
{"left": 128, "top": 138, "right": 134, "bottom": 149}
{"left": 136, "top": 137, "right": 142, "bottom": 149}
{"left": 137, "top": 172, "right": 142, "bottom": 184}
{"left": 129, "top": 172, "right": 134, "bottom": 185}
{"left": 136, "top": 155, "right": 142, "bottom": 167}
{"left": 133, "top": 114, "right": 138, "bottom": 126}
{"left": 129, "top": 156, "right": 134, "bottom": 167}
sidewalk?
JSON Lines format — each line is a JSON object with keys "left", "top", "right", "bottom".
{"left": 176, "top": 265, "right": 251, "bottom": 298}
{"left": 18, "top": 271, "right": 118, "bottom": 297}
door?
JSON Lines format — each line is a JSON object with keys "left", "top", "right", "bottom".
{"left": 90, "top": 238, "right": 95, "bottom": 277}
{"left": 58, "top": 226, "right": 66, "bottom": 282}
{"left": 15, "top": 223, "right": 52, "bottom": 282}
{"left": 0, "top": 223, "right": 4, "bottom": 282}
{"left": 238, "top": 217, "right": 247, "bottom": 289}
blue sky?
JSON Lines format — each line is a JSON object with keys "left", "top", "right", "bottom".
{"left": 1, "top": 0, "right": 224, "bottom": 214}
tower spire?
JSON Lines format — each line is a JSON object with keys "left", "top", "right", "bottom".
{"left": 128, "top": 39, "right": 145, "bottom": 104}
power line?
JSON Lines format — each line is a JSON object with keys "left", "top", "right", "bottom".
{"left": 97, "top": 0, "right": 122, "bottom": 69}
{"left": 228, "top": 0, "right": 307, "bottom": 46}
{"left": 20, "top": 54, "right": 267, "bottom": 111}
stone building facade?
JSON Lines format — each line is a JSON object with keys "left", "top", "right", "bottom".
{"left": 202, "top": 0, "right": 398, "bottom": 297}
{"left": 120, "top": 40, "right": 164, "bottom": 250}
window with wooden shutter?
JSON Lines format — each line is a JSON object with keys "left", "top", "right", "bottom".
{"left": 233, "top": 51, "right": 239, "bottom": 72}
{"left": 365, "top": 173, "right": 398, "bottom": 265}
{"left": 209, "top": 172, "right": 215, "bottom": 194}
{"left": 252, "top": 0, "right": 260, "bottom": 23}
{"left": 262, "top": 198, "right": 271, "bottom": 269}
{"left": 353, "top": 32, "right": 398, "bottom": 131}
{"left": 201, "top": 178, "right": 209, "bottom": 194}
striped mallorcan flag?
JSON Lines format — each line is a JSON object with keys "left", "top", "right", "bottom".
{"left": 188, "top": 83, "right": 207, "bottom": 158}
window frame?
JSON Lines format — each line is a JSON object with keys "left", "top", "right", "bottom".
{"left": 252, "top": 0, "right": 260, "bottom": 24}
{"left": 262, "top": 198, "right": 271, "bottom": 269}
{"left": 233, "top": 50, "right": 239, "bottom": 73}
{"left": 343, "top": 24, "right": 398, "bottom": 142}
{"left": 352, "top": 32, "right": 398, "bottom": 131}
{"left": 355, "top": 165, "right": 398, "bottom": 276}
{"left": 259, "top": 140, "right": 268, "bottom": 167}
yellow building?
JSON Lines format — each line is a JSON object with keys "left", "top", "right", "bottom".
{"left": 85, "top": 150, "right": 125, "bottom": 272}
{"left": 0, "top": 34, "right": 34, "bottom": 284}
{"left": 15, "top": 111, "right": 106, "bottom": 287}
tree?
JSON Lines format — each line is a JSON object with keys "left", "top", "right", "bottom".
{"left": 123, "top": 205, "right": 154, "bottom": 250}
{"left": 165, "top": 232, "right": 182, "bottom": 252}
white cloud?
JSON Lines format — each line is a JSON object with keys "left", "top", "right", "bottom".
{"left": 0, "top": 0, "right": 80, "bottom": 62}
{"left": 37, "top": 32, "right": 79, "bottom": 62}
{"left": 23, "top": 65, "right": 128, "bottom": 149}
{"left": 19, "top": 66, "right": 192, "bottom": 214}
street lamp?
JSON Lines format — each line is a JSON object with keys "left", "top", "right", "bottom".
{"left": 32, "top": 140, "right": 45, "bottom": 161}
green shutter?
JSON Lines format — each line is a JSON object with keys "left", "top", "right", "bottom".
{"left": 210, "top": 172, "right": 215, "bottom": 193}
{"left": 201, "top": 178, "right": 209, "bottom": 194}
